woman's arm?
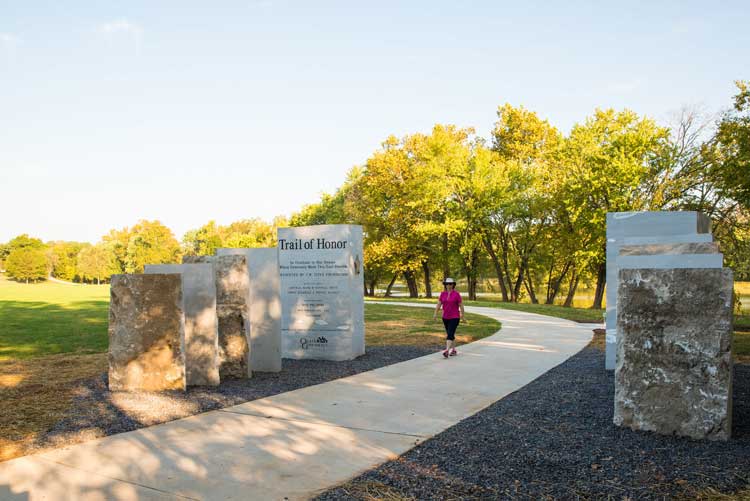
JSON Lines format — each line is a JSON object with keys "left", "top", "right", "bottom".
{"left": 433, "top": 299, "right": 442, "bottom": 319}
{"left": 459, "top": 302, "right": 465, "bottom": 320}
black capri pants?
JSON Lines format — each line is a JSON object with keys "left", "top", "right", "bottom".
{"left": 442, "top": 317, "right": 460, "bottom": 340}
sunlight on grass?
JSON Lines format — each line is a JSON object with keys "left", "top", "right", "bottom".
{"left": 0, "top": 274, "right": 110, "bottom": 360}
{"left": 365, "top": 304, "right": 500, "bottom": 346}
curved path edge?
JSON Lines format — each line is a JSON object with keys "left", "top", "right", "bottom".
{"left": 0, "top": 303, "right": 595, "bottom": 501}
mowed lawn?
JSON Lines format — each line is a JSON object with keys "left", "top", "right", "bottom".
{"left": 0, "top": 274, "right": 110, "bottom": 361}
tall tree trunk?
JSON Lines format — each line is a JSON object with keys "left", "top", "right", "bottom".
{"left": 592, "top": 261, "right": 606, "bottom": 309}
{"left": 563, "top": 270, "right": 580, "bottom": 308}
{"left": 367, "top": 278, "right": 377, "bottom": 297}
{"left": 422, "top": 261, "right": 432, "bottom": 298}
{"left": 442, "top": 234, "right": 450, "bottom": 279}
{"left": 512, "top": 260, "right": 526, "bottom": 303}
{"left": 483, "top": 235, "right": 509, "bottom": 301}
{"left": 384, "top": 273, "right": 398, "bottom": 297}
{"left": 545, "top": 261, "right": 571, "bottom": 305}
{"left": 524, "top": 274, "right": 538, "bottom": 304}
{"left": 404, "top": 271, "right": 419, "bottom": 298}
{"left": 465, "top": 251, "right": 479, "bottom": 301}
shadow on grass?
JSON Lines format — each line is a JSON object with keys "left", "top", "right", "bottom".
{"left": 0, "top": 300, "right": 109, "bottom": 360}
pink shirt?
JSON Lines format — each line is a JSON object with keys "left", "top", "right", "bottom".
{"left": 439, "top": 290, "right": 462, "bottom": 319}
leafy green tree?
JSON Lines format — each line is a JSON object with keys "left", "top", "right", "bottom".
{"left": 558, "top": 108, "right": 671, "bottom": 308}
{"left": 125, "top": 220, "right": 182, "bottom": 273}
{"left": 708, "top": 81, "right": 750, "bottom": 207}
{"left": 7, "top": 234, "right": 45, "bottom": 252}
{"left": 5, "top": 248, "right": 48, "bottom": 283}
{"left": 77, "top": 244, "right": 118, "bottom": 284}
{"left": 102, "top": 228, "right": 130, "bottom": 274}
{"left": 48, "top": 241, "right": 89, "bottom": 281}
{"left": 182, "top": 221, "right": 223, "bottom": 256}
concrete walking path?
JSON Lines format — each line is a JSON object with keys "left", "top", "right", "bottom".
{"left": 0, "top": 303, "right": 595, "bottom": 501}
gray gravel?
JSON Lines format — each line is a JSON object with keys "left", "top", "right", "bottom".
{"left": 37, "top": 345, "right": 440, "bottom": 450}
{"left": 316, "top": 345, "right": 750, "bottom": 500}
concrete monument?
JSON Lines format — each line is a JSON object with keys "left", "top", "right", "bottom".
{"left": 183, "top": 255, "right": 252, "bottom": 378}
{"left": 108, "top": 273, "right": 186, "bottom": 391}
{"left": 605, "top": 211, "right": 714, "bottom": 369}
{"left": 278, "top": 224, "right": 365, "bottom": 361}
{"left": 216, "top": 248, "right": 282, "bottom": 372}
{"left": 614, "top": 268, "right": 734, "bottom": 440}
{"left": 144, "top": 263, "right": 220, "bottom": 386}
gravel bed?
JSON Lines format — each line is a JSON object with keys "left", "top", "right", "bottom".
{"left": 34, "top": 345, "right": 440, "bottom": 451}
{"left": 317, "top": 345, "right": 750, "bottom": 501}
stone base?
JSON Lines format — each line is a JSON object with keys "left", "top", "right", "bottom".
{"left": 614, "top": 268, "right": 734, "bottom": 440}
{"left": 108, "top": 274, "right": 186, "bottom": 392}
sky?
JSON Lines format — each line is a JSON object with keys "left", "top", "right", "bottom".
{"left": 1, "top": 1, "right": 748, "bottom": 244}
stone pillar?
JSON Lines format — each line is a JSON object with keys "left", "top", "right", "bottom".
{"left": 183, "top": 255, "right": 251, "bottom": 379}
{"left": 614, "top": 268, "right": 734, "bottom": 440}
{"left": 144, "top": 264, "right": 220, "bottom": 386}
{"left": 605, "top": 211, "right": 713, "bottom": 369}
{"left": 216, "top": 248, "right": 282, "bottom": 372}
{"left": 108, "top": 274, "right": 186, "bottom": 391}
{"left": 277, "top": 224, "right": 365, "bottom": 361}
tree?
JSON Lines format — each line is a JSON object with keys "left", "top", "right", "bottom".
{"left": 708, "top": 81, "right": 750, "bottom": 207}
{"left": 48, "top": 241, "right": 88, "bottom": 281}
{"left": 77, "top": 244, "right": 117, "bottom": 284}
{"left": 125, "top": 220, "right": 182, "bottom": 273}
{"left": 182, "top": 221, "right": 223, "bottom": 256}
{"left": 484, "top": 105, "right": 562, "bottom": 302}
{"left": 6, "top": 234, "right": 45, "bottom": 253}
{"left": 5, "top": 248, "right": 48, "bottom": 283}
{"left": 558, "top": 109, "right": 671, "bottom": 308}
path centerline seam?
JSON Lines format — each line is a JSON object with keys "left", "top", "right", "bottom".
{"left": 216, "top": 408, "right": 429, "bottom": 439}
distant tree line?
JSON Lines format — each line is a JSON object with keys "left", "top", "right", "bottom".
{"left": 0, "top": 218, "right": 289, "bottom": 284}
{"left": 290, "top": 81, "right": 750, "bottom": 307}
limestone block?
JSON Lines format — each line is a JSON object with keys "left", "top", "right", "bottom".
{"left": 614, "top": 268, "right": 734, "bottom": 440}
{"left": 605, "top": 211, "right": 714, "bottom": 370}
{"left": 144, "top": 264, "right": 220, "bottom": 386}
{"left": 216, "top": 248, "right": 282, "bottom": 372}
{"left": 108, "top": 274, "right": 186, "bottom": 391}
{"left": 182, "top": 255, "right": 251, "bottom": 378}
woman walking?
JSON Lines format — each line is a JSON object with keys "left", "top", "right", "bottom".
{"left": 434, "top": 277, "right": 464, "bottom": 358}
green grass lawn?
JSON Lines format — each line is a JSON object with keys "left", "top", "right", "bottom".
{"left": 0, "top": 274, "right": 500, "bottom": 361}
{"left": 0, "top": 274, "right": 110, "bottom": 360}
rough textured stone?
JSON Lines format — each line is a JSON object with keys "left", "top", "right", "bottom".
{"left": 619, "top": 242, "right": 720, "bottom": 256}
{"left": 216, "top": 248, "right": 282, "bottom": 372}
{"left": 144, "top": 264, "right": 220, "bottom": 386}
{"left": 614, "top": 268, "right": 734, "bottom": 440}
{"left": 605, "top": 211, "right": 714, "bottom": 370}
{"left": 108, "top": 274, "right": 186, "bottom": 391}
{"left": 182, "top": 255, "right": 251, "bottom": 378}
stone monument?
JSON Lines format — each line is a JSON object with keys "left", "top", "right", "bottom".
{"left": 144, "top": 263, "right": 220, "bottom": 386}
{"left": 216, "top": 248, "right": 282, "bottom": 372}
{"left": 108, "top": 273, "right": 186, "bottom": 391}
{"left": 183, "top": 254, "right": 252, "bottom": 378}
{"left": 277, "top": 224, "right": 365, "bottom": 361}
{"left": 614, "top": 268, "right": 734, "bottom": 440}
{"left": 605, "top": 211, "right": 714, "bottom": 370}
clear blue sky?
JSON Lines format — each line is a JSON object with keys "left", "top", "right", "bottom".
{"left": 1, "top": 1, "right": 748, "bottom": 243}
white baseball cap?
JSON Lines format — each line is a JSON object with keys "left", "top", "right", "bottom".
{"left": 442, "top": 277, "right": 456, "bottom": 285}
